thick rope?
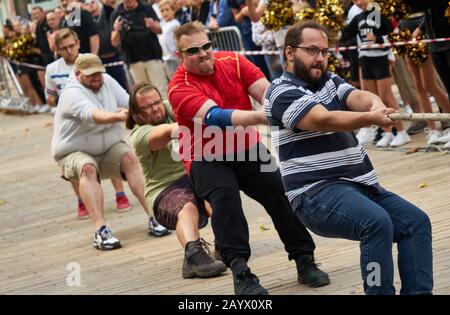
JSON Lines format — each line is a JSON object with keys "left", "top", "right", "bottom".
{"left": 388, "top": 113, "right": 450, "bottom": 121}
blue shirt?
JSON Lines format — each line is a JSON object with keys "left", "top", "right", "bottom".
{"left": 265, "top": 71, "right": 383, "bottom": 208}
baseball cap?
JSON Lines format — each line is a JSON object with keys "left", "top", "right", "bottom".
{"left": 75, "top": 54, "right": 106, "bottom": 76}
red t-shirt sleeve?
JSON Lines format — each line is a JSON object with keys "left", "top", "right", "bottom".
{"left": 237, "top": 53, "right": 266, "bottom": 91}
{"left": 168, "top": 76, "right": 209, "bottom": 121}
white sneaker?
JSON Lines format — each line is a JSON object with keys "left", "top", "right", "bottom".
{"left": 356, "top": 126, "right": 377, "bottom": 145}
{"left": 390, "top": 131, "right": 411, "bottom": 147}
{"left": 93, "top": 225, "right": 121, "bottom": 250}
{"left": 436, "top": 128, "right": 450, "bottom": 143}
{"left": 444, "top": 141, "right": 450, "bottom": 149}
{"left": 37, "top": 104, "right": 51, "bottom": 113}
{"left": 27, "top": 106, "right": 39, "bottom": 114}
{"left": 376, "top": 132, "right": 394, "bottom": 147}
{"left": 425, "top": 128, "right": 441, "bottom": 145}
{"left": 50, "top": 107, "right": 57, "bottom": 115}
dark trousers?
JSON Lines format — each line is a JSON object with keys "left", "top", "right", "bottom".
{"left": 101, "top": 54, "right": 128, "bottom": 91}
{"left": 189, "top": 144, "right": 315, "bottom": 266}
{"left": 431, "top": 49, "right": 450, "bottom": 100}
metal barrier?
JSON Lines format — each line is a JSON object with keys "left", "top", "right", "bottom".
{"left": 0, "top": 58, "right": 30, "bottom": 112}
{"left": 207, "top": 26, "right": 244, "bottom": 52}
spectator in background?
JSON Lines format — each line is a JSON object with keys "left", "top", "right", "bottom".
{"left": 31, "top": 7, "right": 54, "bottom": 66}
{"left": 59, "top": 0, "right": 100, "bottom": 54}
{"left": 159, "top": 0, "right": 181, "bottom": 79}
{"left": 111, "top": 0, "right": 168, "bottom": 99}
{"left": 46, "top": 10, "right": 62, "bottom": 54}
{"left": 85, "top": 0, "right": 128, "bottom": 90}
{"left": 152, "top": 0, "right": 166, "bottom": 24}
{"left": 175, "top": 0, "right": 193, "bottom": 25}
{"left": 207, "top": 0, "right": 235, "bottom": 30}
{"left": 228, "top": 0, "right": 271, "bottom": 79}
{"left": 192, "top": 0, "right": 211, "bottom": 25}
{"left": 9, "top": 18, "right": 46, "bottom": 113}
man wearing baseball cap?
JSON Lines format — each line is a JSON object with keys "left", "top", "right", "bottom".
{"left": 51, "top": 53, "right": 170, "bottom": 251}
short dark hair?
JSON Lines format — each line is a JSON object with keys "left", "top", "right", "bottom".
{"left": 282, "top": 21, "right": 329, "bottom": 62}
{"left": 32, "top": 6, "right": 44, "bottom": 12}
{"left": 126, "top": 82, "right": 162, "bottom": 130}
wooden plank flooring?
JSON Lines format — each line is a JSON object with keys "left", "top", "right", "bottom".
{"left": 1, "top": 112, "right": 449, "bottom": 295}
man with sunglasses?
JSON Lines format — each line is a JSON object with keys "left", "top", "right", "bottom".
{"left": 168, "top": 21, "right": 330, "bottom": 295}
{"left": 266, "top": 21, "right": 433, "bottom": 295}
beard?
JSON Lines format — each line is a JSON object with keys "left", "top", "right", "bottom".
{"left": 293, "top": 57, "right": 327, "bottom": 86}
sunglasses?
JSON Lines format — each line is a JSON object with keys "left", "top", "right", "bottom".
{"left": 180, "top": 41, "right": 213, "bottom": 55}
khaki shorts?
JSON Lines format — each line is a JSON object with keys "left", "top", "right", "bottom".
{"left": 58, "top": 141, "right": 132, "bottom": 182}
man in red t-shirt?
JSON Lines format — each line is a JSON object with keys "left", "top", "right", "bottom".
{"left": 168, "top": 22, "right": 330, "bottom": 295}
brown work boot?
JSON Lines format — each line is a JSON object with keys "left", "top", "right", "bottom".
{"left": 182, "top": 238, "right": 227, "bottom": 279}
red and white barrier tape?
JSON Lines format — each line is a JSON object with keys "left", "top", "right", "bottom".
{"left": 4, "top": 37, "right": 450, "bottom": 68}
{"left": 3, "top": 58, "right": 125, "bottom": 71}
{"left": 238, "top": 37, "right": 450, "bottom": 55}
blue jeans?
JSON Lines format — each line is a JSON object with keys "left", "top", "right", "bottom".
{"left": 294, "top": 182, "right": 433, "bottom": 295}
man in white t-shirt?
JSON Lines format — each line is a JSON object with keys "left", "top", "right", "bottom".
{"left": 46, "top": 28, "right": 133, "bottom": 219}
{"left": 51, "top": 53, "right": 170, "bottom": 250}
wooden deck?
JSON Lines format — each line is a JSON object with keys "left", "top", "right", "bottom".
{"left": 1, "top": 112, "right": 450, "bottom": 295}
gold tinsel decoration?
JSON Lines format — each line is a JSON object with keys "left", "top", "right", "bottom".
{"left": 327, "top": 53, "right": 350, "bottom": 80}
{"left": 388, "top": 28, "right": 429, "bottom": 64}
{"left": 314, "top": 0, "right": 345, "bottom": 35}
{"left": 260, "top": 0, "right": 295, "bottom": 31}
{"left": 294, "top": 8, "right": 316, "bottom": 22}
{"left": 327, "top": 53, "right": 341, "bottom": 73}
{"left": 406, "top": 37, "right": 429, "bottom": 64}
{"left": 377, "top": 0, "right": 411, "bottom": 21}
{"left": 445, "top": 2, "right": 450, "bottom": 24}
{"left": 0, "top": 37, "right": 6, "bottom": 58}
{"left": 262, "top": 0, "right": 345, "bottom": 36}
{"left": 3, "top": 34, "right": 35, "bottom": 61}
{"left": 387, "top": 29, "right": 410, "bottom": 57}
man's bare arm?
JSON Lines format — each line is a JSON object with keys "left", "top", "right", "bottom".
{"left": 296, "top": 104, "right": 395, "bottom": 132}
{"left": 346, "top": 89, "right": 386, "bottom": 112}
{"left": 148, "top": 123, "right": 178, "bottom": 151}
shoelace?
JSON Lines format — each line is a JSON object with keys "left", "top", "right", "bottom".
{"left": 237, "top": 269, "right": 260, "bottom": 284}
{"left": 197, "top": 238, "right": 212, "bottom": 256}
{"left": 100, "top": 226, "right": 113, "bottom": 240}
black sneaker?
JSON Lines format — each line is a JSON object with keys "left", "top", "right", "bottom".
{"left": 233, "top": 268, "right": 269, "bottom": 295}
{"left": 296, "top": 255, "right": 330, "bottom": 288}
{"left": 93, "top": 225, "right": 122, "bottom": 250}
{"left": 148, "top": 216, "right": 171, "bottom": 237}
{"left": 182, "top": 238, "right": 227, "bottom": 278}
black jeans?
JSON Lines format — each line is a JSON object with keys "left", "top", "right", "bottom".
{"left": 189, "top": 144, "right": 315, "bottom": 266}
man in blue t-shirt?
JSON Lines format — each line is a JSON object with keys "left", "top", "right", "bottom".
{"left": 265, "top": 21, "right": 433, "bottom": 295}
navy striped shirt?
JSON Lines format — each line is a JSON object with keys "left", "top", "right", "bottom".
{"left": 265, "top": 71, "right": 383, "bottom": 207}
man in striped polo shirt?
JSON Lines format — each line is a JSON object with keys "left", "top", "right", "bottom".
{"left": 265, "top": 21, "right": 433, "bottom": 295}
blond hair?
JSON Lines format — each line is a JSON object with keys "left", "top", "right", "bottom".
{"left": 173, "top": 21, "right": 206, "bottom": 50}
{"left": 54, "top": 28, "right": 78, "bottom": 49}
{"left": 159, "top": 0, "right": 176, "bottom": 11}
